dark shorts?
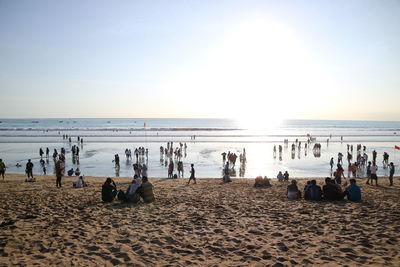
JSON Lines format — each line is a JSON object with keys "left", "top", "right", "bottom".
{"left": 0, "top": 170, "right": 4, "bottom": 175}
{"left": 371, "top": 174, "right": 378, "bottom": 180}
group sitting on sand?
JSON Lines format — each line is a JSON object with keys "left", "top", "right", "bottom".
{"left": 277, "top": 171, "right": 289, "bottom": 182}
{"left": 254, "top": 176, "right": 271, "bottom": 187}
{"left": 101, "top": 176, "right": 155, "bottom": 204}
{"left": 287, "top": 178, "right": 361, "bottom": 201}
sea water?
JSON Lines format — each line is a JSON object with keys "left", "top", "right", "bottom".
{"left": 0, "top": 118, "right": 399, "bottom": 178}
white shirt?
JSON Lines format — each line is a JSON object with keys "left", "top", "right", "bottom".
{"left": 371, "top": 165, "right": 378, "bottom": 174}
{"left": 75, "top": 178, "right": 84, "bottom": 188}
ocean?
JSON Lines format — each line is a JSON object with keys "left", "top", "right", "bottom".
{"left": 0, "top": 118, "right": 399, "bottom": 178}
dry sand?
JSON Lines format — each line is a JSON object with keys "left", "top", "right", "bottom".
{"left": 1, "top": 173, "right": 400, "bottom": 266}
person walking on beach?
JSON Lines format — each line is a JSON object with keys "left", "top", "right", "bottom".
{"left": 39, "top": 148, "right": 44, "bottom": 158}
{"left": 0, "top": 159, "right": 6, "bottom": 180}
{"left": 55, "top": 157, "right": 65, "bottom": 187}
{"left": 389, "top": 162, "right": 395, "bottom": 186}
{"left": 26, "top": 159, "right": 34, "bottom": 179}
{"left": 46, "top": 147, "right": 49, "bottom": 158}
{"left": 187, "top": 164, "right": 196, "bottom": 185}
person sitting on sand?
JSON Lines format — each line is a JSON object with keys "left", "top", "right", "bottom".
{"left": 67, "top": 168, "right": 74, "bottom": 176}
{"left": 304, "top": 181, "right": 311, "bottom": 193}
{"left": 287, "top": 180, "right": 301, "bottom": 199}
{"left": 277, "top": 171, "right": 284, "bottom": 182}
{"left": 344, "top": 178, "right": 361, "bottom": 202}
{"left": 254, "top": 176, "right": 271, "bottom": 188}
{"left": 304, "top": 180, "right": 322, "bottom": 201}
{"left": 102, "top": 178, "right": 117, "bottom": 202}
{"left": 139, "top": 176, "right": 155, "bottom": 203}
{"left": 283, "top": 171, "right": 289, "bottom": 182}
{"left": 119, "top": 175, "right": 142, "bottom": 203}
{"left": 323, "top": 178, "right": 344, "bottom": 200}
{"left": 73, "top": 176, "right": 87, "bottom": 188}
{"left": 74, "top": 168, "right": 81, "bottom": 176}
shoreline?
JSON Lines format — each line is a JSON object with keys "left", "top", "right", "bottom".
{"left": 2, "top": 172, "right": 400, "bottom": 181}
{"left": 1, "top": 173, "right": 400, "bottom": 265}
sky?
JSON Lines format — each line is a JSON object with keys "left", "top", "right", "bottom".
{"left": 0, "top": 0, "right": 399, "bottom": 121}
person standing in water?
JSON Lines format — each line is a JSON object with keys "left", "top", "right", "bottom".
{"left": 187, "top": 164, "right": 196, "bottom": 185}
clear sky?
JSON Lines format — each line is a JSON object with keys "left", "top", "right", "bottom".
{"left": 0, "top": 0, "right": 399, "bottom": 120}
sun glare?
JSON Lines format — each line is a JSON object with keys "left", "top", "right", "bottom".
{"left": 164, "top": 18, "right": 325, "bottom": 119}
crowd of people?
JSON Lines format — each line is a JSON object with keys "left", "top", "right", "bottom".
{"left": 330, "top": 143, "right": 396, "bottom": 186}
{"left": 221, "top": 148, "right": 247, "bottom": 180}
{"left": 159, "top": 142, "right": 188, "bottom": 178}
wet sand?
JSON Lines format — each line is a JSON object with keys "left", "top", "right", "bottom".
{"left": 1, "top": 174, "right": 400, "bottom": 266}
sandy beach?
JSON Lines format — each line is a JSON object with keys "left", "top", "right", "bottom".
{"left": 1, "top": 174, "right": 400, "bottom": 266}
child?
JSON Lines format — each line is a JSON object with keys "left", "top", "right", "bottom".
{"left": 187, "top": 164, "right": 196, "bottom": 185}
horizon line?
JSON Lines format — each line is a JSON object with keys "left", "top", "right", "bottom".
{"left": 0, "top": 117, "right": 400, "bottom": 123}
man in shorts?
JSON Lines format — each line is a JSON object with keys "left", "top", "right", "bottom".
{"left": 370, "top": 162, "right": 378, "bottom": 186}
